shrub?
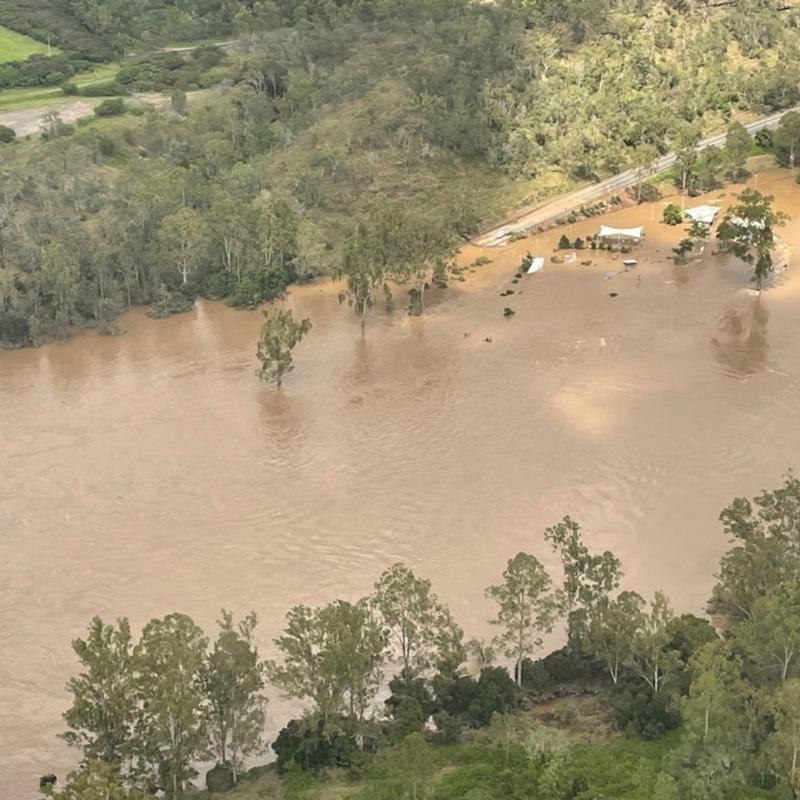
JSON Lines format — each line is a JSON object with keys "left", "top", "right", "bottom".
{"left": 431, "top": 711, "right": 462, "bottom": 745}
{"left": 205, "top": 763, "right": 234, "bottom": 793}
{"left": 272, "top": 716, "right": 358, "bottom": 773}
{"left": 389, "top": 697, "right": 426, "bottom": 743}
{"left": 558, "top": 234, "right": 572, "bottom": 249}
{"left": 755, "top": 128, "right": 774, "bottom": 151}
{"left": 432, "top": 671, "right": 478, "bottom": 718}
{"left": 148, "top": 285, "right": 194, "bottom": 318}
{"left": 0, "top": 125, "right": 15, "bottom": 144}
{"left": 386, "top": 674, "right": 435, "bottom": 719}
{"left": 467, "top": 667, "right": 518, "bottom": 727}
{"left": 95, "top": 98, "right": 126, "bottom": 117}
{"left": 79, "top": 81, "right": 128, "bottom": 97}
{"left": 662, "top": 203, "right": 683, "bottom": 225}
{"left": 611, "top": 677, "right": 680, "bottom": 739}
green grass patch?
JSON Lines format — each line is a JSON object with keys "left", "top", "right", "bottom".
{"left": 648, "top": 165, "right": 678, "bottom": 185}
{"left": 0, "top": 62, "right": 118, "bottom": 111}
{"left": 0, "top": 24, "right": 55, "bottom": 62}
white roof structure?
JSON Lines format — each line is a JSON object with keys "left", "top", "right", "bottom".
{"left": 527, "top": 257, "right": 545, "bottom": 274}
{"left": 598, "top": 225, "right": 644, "bottom": 241}
{"left": 686, "top": 205, "right": 721, "bottom": 225}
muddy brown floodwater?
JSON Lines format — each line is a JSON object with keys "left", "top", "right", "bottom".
{"left": 1, "top": 170, "right": 799, "bottom": 797}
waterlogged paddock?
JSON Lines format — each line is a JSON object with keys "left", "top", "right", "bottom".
{"left": 1, "top": 170, "right": 799, "bottom": 796}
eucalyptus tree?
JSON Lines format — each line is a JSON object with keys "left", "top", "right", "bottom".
{"left": 735, "top": 584, "right": 800, "bottom": 684}
{"left": 372, "top": 563, "right": 464, "bottom": 678}
{"left": 202, "top": 611, "right": 267, "bottom": 783}
{"left": 628, "top": 591, "right": 678, "bottom": 695}
{"left": 766, "top": 679, "right": 800, "bottom": 797}
{"left": 267, "top": 599, "right": 387, "bottom": 726}
{"left": 133, "top": 614, "right": 209, "bottom": 799}
{"left": 725, "top": 121, "right": 752, "bottom": 181}
{"left": 544, "top": 516, "right": 621, "bottom": 646}
{"left": 775, "top": 111, "right": 800, "bottom": 170}
{"left": 709, "top": 473, "right": 800, "bottom": 623}
{"left": 717, "top": 189, "right": 788, "bottom": 292}
{"left": 159, "top": 208, "right": 206, "bottom": 288}
{"left": 485, "top": 552, "right": 560, "bottom": 686}
{"left": 256, "top": 309, "right": 312, "bottom": 387}
{"left": 61, "top": 617, "right": 137, "bottom": 770}
{"left": 586, "top": 591, "right": 645, "bottom": 685}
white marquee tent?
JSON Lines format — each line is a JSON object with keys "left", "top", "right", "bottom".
{"left": 597, "top": 225, "right": 645, "bottom": 242}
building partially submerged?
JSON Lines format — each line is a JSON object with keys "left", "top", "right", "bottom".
{"left": 685, "top": 205, "right": 721, "bottom": 226}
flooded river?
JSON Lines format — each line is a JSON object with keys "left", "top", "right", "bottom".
{"left": 1, "top": 170, "right": 799, "bottom": 796}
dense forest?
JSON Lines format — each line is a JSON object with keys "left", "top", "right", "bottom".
{"left": 1, "top": 0, "right": 800, "bottom": 348}
{"left": 45, "top": 474, "right": 800, "bottom": 800}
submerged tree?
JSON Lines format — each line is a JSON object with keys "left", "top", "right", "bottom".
{"left": 485, "top": 552, "right": 560, "bottom": 686}
{"left": 717, "top": 189, "right": 788, "bottom": 292}
{"left": 256, "top": 309, "right": 312, "bottom": 387}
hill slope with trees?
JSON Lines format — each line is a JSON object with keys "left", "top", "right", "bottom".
{"left": 2, "top": 0, "right": 800, "bottom": 348}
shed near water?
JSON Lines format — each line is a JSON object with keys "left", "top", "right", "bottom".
{"left": 685, "top": 205, "right": 721, "bottom": 226}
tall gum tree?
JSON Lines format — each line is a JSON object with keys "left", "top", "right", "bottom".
{"left": 485, "top": 552, "right": 560, "bottom": 686}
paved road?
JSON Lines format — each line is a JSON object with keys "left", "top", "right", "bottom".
{"left": 476, "top": 107, "right": 800, "bottom": 246}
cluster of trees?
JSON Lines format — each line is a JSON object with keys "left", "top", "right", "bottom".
{"left": 58, "top": 611, "right": 267, "bottom": 797}
{"left": 51, "top": 474, "right": 800, "bottom": 799}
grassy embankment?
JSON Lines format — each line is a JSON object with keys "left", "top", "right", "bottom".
{"left": 0, "top": 23, "right": 55, "bottom": 62}
{"left": 193, "top": 706, "right": 682, "bottom": 800}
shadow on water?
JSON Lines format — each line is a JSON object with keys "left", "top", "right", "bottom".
{"left": 713, "top": 297, "right": 769, "bottom": 378}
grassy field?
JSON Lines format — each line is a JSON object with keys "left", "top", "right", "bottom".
{"left": 0, "top": 62, "right": 118, "bottom": 110}
{"left": 0, "top": 24, "right": 55, "bottom": 62}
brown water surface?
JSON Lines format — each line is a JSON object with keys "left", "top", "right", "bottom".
{"left": 2, "top": 171, "right": 799, "bottom": 796}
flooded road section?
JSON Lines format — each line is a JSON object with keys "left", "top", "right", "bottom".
{"left": 1, "top": 171, "right": 799, "bottom": 796}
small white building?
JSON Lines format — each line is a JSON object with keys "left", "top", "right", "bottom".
{"left": 685, "top": 205, "right": 721, "bottom": 226}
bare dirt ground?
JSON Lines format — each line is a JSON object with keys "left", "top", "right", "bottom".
{"left": 0, "top": 89, "right": 213, "bottom": 136}
{"left": 0, "top": 99, "right": 99, "bottom": 136}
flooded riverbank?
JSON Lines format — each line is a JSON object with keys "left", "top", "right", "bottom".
{"left": 1, "top": 170, "right": 798, "bottom": 796}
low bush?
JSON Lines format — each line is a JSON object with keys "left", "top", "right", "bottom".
{"left": 94, "top": 98, "right": 126, "bottom": 117}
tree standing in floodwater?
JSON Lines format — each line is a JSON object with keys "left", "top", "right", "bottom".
{"left": 256, "top": 310, "right": 312, "bottom": 388}
{"left": 717, "top": 189, "right": 788, "bottom": 293}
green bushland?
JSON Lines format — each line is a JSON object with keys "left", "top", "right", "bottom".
{"left": 1, "top": 0, "right": 799, "bottom": 349}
